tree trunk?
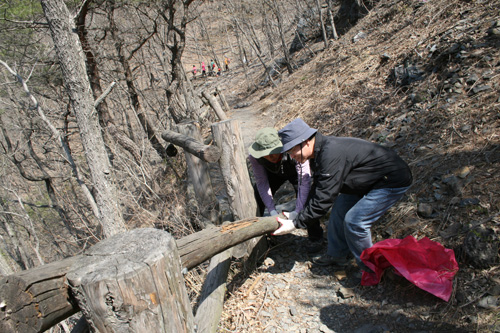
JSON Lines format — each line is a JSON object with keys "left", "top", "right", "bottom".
{"left": 272, "top": 0, "right": 293, "bottom": 74}
{"left": 40, "top": 0, "right": 126, "bottom": 238}
{"left": 316, "top": 0, "right": 329, "bottom": 49}
{"left": 326, "top": 0, "right": 339, "bottom": 39}
{"left": 232, "top": 18, "right": 253, "bottom": 91}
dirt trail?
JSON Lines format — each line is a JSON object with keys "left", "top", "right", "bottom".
{"left": 207, "top": 74, "right": 470, "bottom": 333}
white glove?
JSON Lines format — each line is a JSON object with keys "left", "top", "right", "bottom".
{"left": 283, "top": 211, "right": 298, "bottom": 220}
{"left": 272, "top": 217, "right": 296, "bottom": 236}
{"left": 269, "top": 209, "right": 279, "bottom": 216}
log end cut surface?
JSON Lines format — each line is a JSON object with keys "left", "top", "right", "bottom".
{"left": 67, "top": 228, "right": 193, "bottom": 333}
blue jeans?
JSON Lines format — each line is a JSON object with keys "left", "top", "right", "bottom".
{"left": 327, "top": 187, "right": 410, "bottom": 268}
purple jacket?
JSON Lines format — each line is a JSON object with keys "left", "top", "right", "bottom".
{"left": 249, "top": 154, "right": 312, "bottom": 213}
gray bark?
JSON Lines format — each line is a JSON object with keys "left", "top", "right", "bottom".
{"left": 66, "top": 229, "right": 194, "bottom": 333}
{"left": 0, "top": 217, "right": 279, "bottom": 333}
{"left": 40, "top": 0, "right": 126, "bottom": 237}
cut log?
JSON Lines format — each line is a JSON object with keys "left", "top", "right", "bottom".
{"left": 202, "top": 90, "right": 228, "bottom": 121}
{"left": 0, "top": 217, "right": 279, "bottom": 332}
{"left": 193, "top": 249, "right": 231, "bottom": 333}
{"left": 0, "top": 255, "right": 82, "bottom": 333}
{"left": 176, "top": 217, "right": 277, "bottom": 270}
{"left": 66, "top": 228, "right": 194, "bottom": 333}
{"left": 161, "top": 129, "right": 221, "bottom": 163}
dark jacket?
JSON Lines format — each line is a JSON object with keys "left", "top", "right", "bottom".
{"left": 294, "top": 132, "right": 412, "bottom": 229}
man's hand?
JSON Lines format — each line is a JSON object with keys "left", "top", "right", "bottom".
{"left": 283, "top": 211, "right": 298, "bottom": 220}
{"left": 272, "top": 216, "right": 296, "bottom": 236}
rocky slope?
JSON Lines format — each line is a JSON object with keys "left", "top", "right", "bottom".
{"left": 195, "top": 0, "right": 499, "bottom": 331}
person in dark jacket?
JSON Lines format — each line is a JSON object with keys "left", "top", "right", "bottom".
{"left": 249, "top": 127, "right": 324, "bottom": 253}
{"left": 274, "top": 119, "right": 412, "bottom": 271}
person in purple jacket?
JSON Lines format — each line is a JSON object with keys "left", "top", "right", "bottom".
{"left": 274, "top": 118, "right": 412, "bottom": 273}
{"left": 248, "top": 127, "right": 324, "bottom": 253}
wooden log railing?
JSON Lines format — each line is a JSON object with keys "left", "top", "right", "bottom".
{"left": 161, "top": 129, "right": 221, "bottom": 163}
{"left": 201, "top": 90, "right": 228, "bottom": 121}
{"left": 0, "top": 217, "right": 279, "bottom": 332}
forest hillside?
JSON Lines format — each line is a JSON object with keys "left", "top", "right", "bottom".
{"left": 188, "top": 0, "right": 500, "bottom": 331}
{"left": 0, "top": 0, "right": 498, "bottom": 331}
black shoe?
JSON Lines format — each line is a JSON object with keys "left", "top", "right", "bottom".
{"left": 305, "top": 240, "right": 324, "bottom": 254}
{"left": 313, "top": 254, "right": 351, "bottom": 266}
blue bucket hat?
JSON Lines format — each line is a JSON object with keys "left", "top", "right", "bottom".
{"left": 278, "top": 118, "right": 318, "bottom": 153}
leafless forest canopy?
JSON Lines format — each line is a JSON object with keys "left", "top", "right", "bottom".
{"left": 0, "top": 0, "right": 335, "bottom": 274}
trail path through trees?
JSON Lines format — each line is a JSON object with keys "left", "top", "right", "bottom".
{"left": 210, "top": 74, "right": 469, "bottom": 333}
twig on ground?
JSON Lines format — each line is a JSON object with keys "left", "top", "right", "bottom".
{"left": 256, "top": 285, "right": 269, "bottom": 318}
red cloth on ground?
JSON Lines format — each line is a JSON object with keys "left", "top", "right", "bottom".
{"left": 360, "top": 235, "right": 459, "bottom": 301}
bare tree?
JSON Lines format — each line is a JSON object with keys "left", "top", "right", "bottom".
{"left": 326, "top": 0, "right": 339, "bottom": 39}
{"left": 269, "top": 0, "right": 293, "bottom": 74}
{"left": 316, "top": 0, "right": 329, "bottom": 49}
{"left": 40, "top": 0, "right": 126, "bottom": 238}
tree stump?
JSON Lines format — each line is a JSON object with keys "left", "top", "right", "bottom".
{"left": 66, "top": 228, "right": 193, "bottom": 333}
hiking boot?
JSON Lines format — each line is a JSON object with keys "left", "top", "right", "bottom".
{"left": 305, "top": 240, "right": 324, "bottom": 254}
{"left": 313, "top": 254, "right": 351, "bottom": 267}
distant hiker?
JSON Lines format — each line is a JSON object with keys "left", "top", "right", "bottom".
{"left": 201, "top": 62, "right": 206, "bottom": 76}
{"left": 224, "top": 57, "right": 230, "bottom": 71}
{"left": 274, "top": 118, "right": 412, "bottom": 273}
{"left": 249, "top": 127, "right": 324, "bottom": 254}
{"left": 192, "top": 65, "right": 197, "bottom": 77}
{"left": 209, "top": 59, "right": 215, "bottom": 76}
{"left": 217, "top": 67, "right": 221, "bottom": 77}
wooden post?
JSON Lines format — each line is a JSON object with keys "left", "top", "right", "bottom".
{"left": 215, "top": 86, "right": 231, "bottom": 113}
{"left": 211, "top": 119, "right": 257, "bottom": 220}
{"left": 66, "top": 228, "right": 194, "bottom": 333}
{"left": 177, "top": 121, "right": 219, "bottom": 225}
{"left": 193, "top": 250, "right": 231, "bottom": 333}
{"left": 202, "top": 90, "right": 228, "bottom": 121}
{"left": 161, "top": 130, "right": 221, "bottom": 163}
{"left": 0, "top": 217, "right": 279, "bottom": 332}
{"left": 193, "top": 120, "right": 261, "bottom": 332}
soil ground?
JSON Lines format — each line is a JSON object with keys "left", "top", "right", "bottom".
{"left": 190, "top": 0, "right": 500, "bottom": 331}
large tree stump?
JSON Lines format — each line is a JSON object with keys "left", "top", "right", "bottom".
{"left": 66, "top": 228, "right": 194, "bottom": 333}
